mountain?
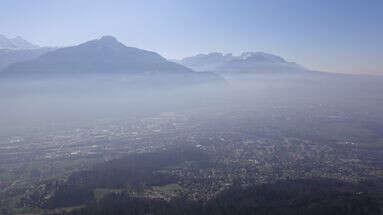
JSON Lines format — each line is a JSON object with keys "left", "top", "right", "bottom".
{"left": 0, "top": 35, "right": 39, "bottom": 50}
{"left": 10, "top": 36, "right": 39, "bottom": 49}
{"left": 0, "top": 36, "right": 223, "bottom": 86}
{"left": 176, "top": 52, "right": 234, "bottom": 72}
{"left": 0, "top": 48, "right": 55, "bottom": 71}
{"left": 178, "top": 52, "right": 307, "bottom": 75}
{"left": 0, "top": 35, "right": 17, "bottom": 49}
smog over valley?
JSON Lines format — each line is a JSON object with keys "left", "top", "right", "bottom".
{"left": 0, "top": 1, "right": 383, "bottom": 214}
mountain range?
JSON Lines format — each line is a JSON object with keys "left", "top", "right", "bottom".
{"left": 0, "top": 35, "right": 318, "bottom": 87}
{"left": 0, "top": 36, "right": 223, "bottom": 86}
{"left": 177, "top": 52, "right": 307, "bottom": 75}
{"left": 0, "top": 35, "right": 39, "bottom": 50}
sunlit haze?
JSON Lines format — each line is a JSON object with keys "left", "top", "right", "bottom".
{"left": 1, "top": 0, "right": 382, "bottom": 74}
{"left": 1, "top": 1, "right": 383, "bottom": 215}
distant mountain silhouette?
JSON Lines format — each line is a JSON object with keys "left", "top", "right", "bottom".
{"left": 175, "top": 52, "right": 234, "bottom": 72}
{"left": 178, "top": 52, "right": 307, "bottom": 75}
{"left": 0, "top": 35, "right": 17, "bottom": 49}
{"left": 0, "top": 48, "right": 55, "bottom": 71}
{"left": 10, "top": 36, "right": 40, "bottom": 49}
{"left": 1, "top": 36, "right": 223, "bottom": 85}
{"left": 0, "top": 35, "right": 39, "bottom": 50}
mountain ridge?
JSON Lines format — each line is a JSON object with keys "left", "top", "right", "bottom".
{"left": 0, "top": 36, "right": 224, "bottom": 86}
{"left": 0, "top": 34, "right": 39, "bottom": 50}
{"left": 178, "top": 52, "right": 307, "bottom": 75}
{"left": 0, "top": 47, "right": 56, "bottom": 71}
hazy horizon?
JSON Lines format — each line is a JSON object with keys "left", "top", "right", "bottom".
{"left": 1, "top": 2, "right": 383, "bottom": 214}
{"left": 1, "top": 0, "right": 382, "bottom": 75}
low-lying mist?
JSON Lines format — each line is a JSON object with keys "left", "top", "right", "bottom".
{"left": 1, "top": 73, "right": 383, "bottom": 134}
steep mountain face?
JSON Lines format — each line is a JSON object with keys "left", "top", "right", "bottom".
{"left": 0, "top": 35, "right": 39, "bottom": 50}
{"left": 0, "top": 36, "right": 223, "bottom": 85}
{"left": 179, "top": 52, "right": 307, "bottom": 75}
{"left": 0, "top": 48, "right": 55, "bottom": 71}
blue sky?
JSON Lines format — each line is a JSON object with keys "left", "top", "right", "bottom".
{"left": 1, "top": 0, "right": 382, "bottom": 74}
